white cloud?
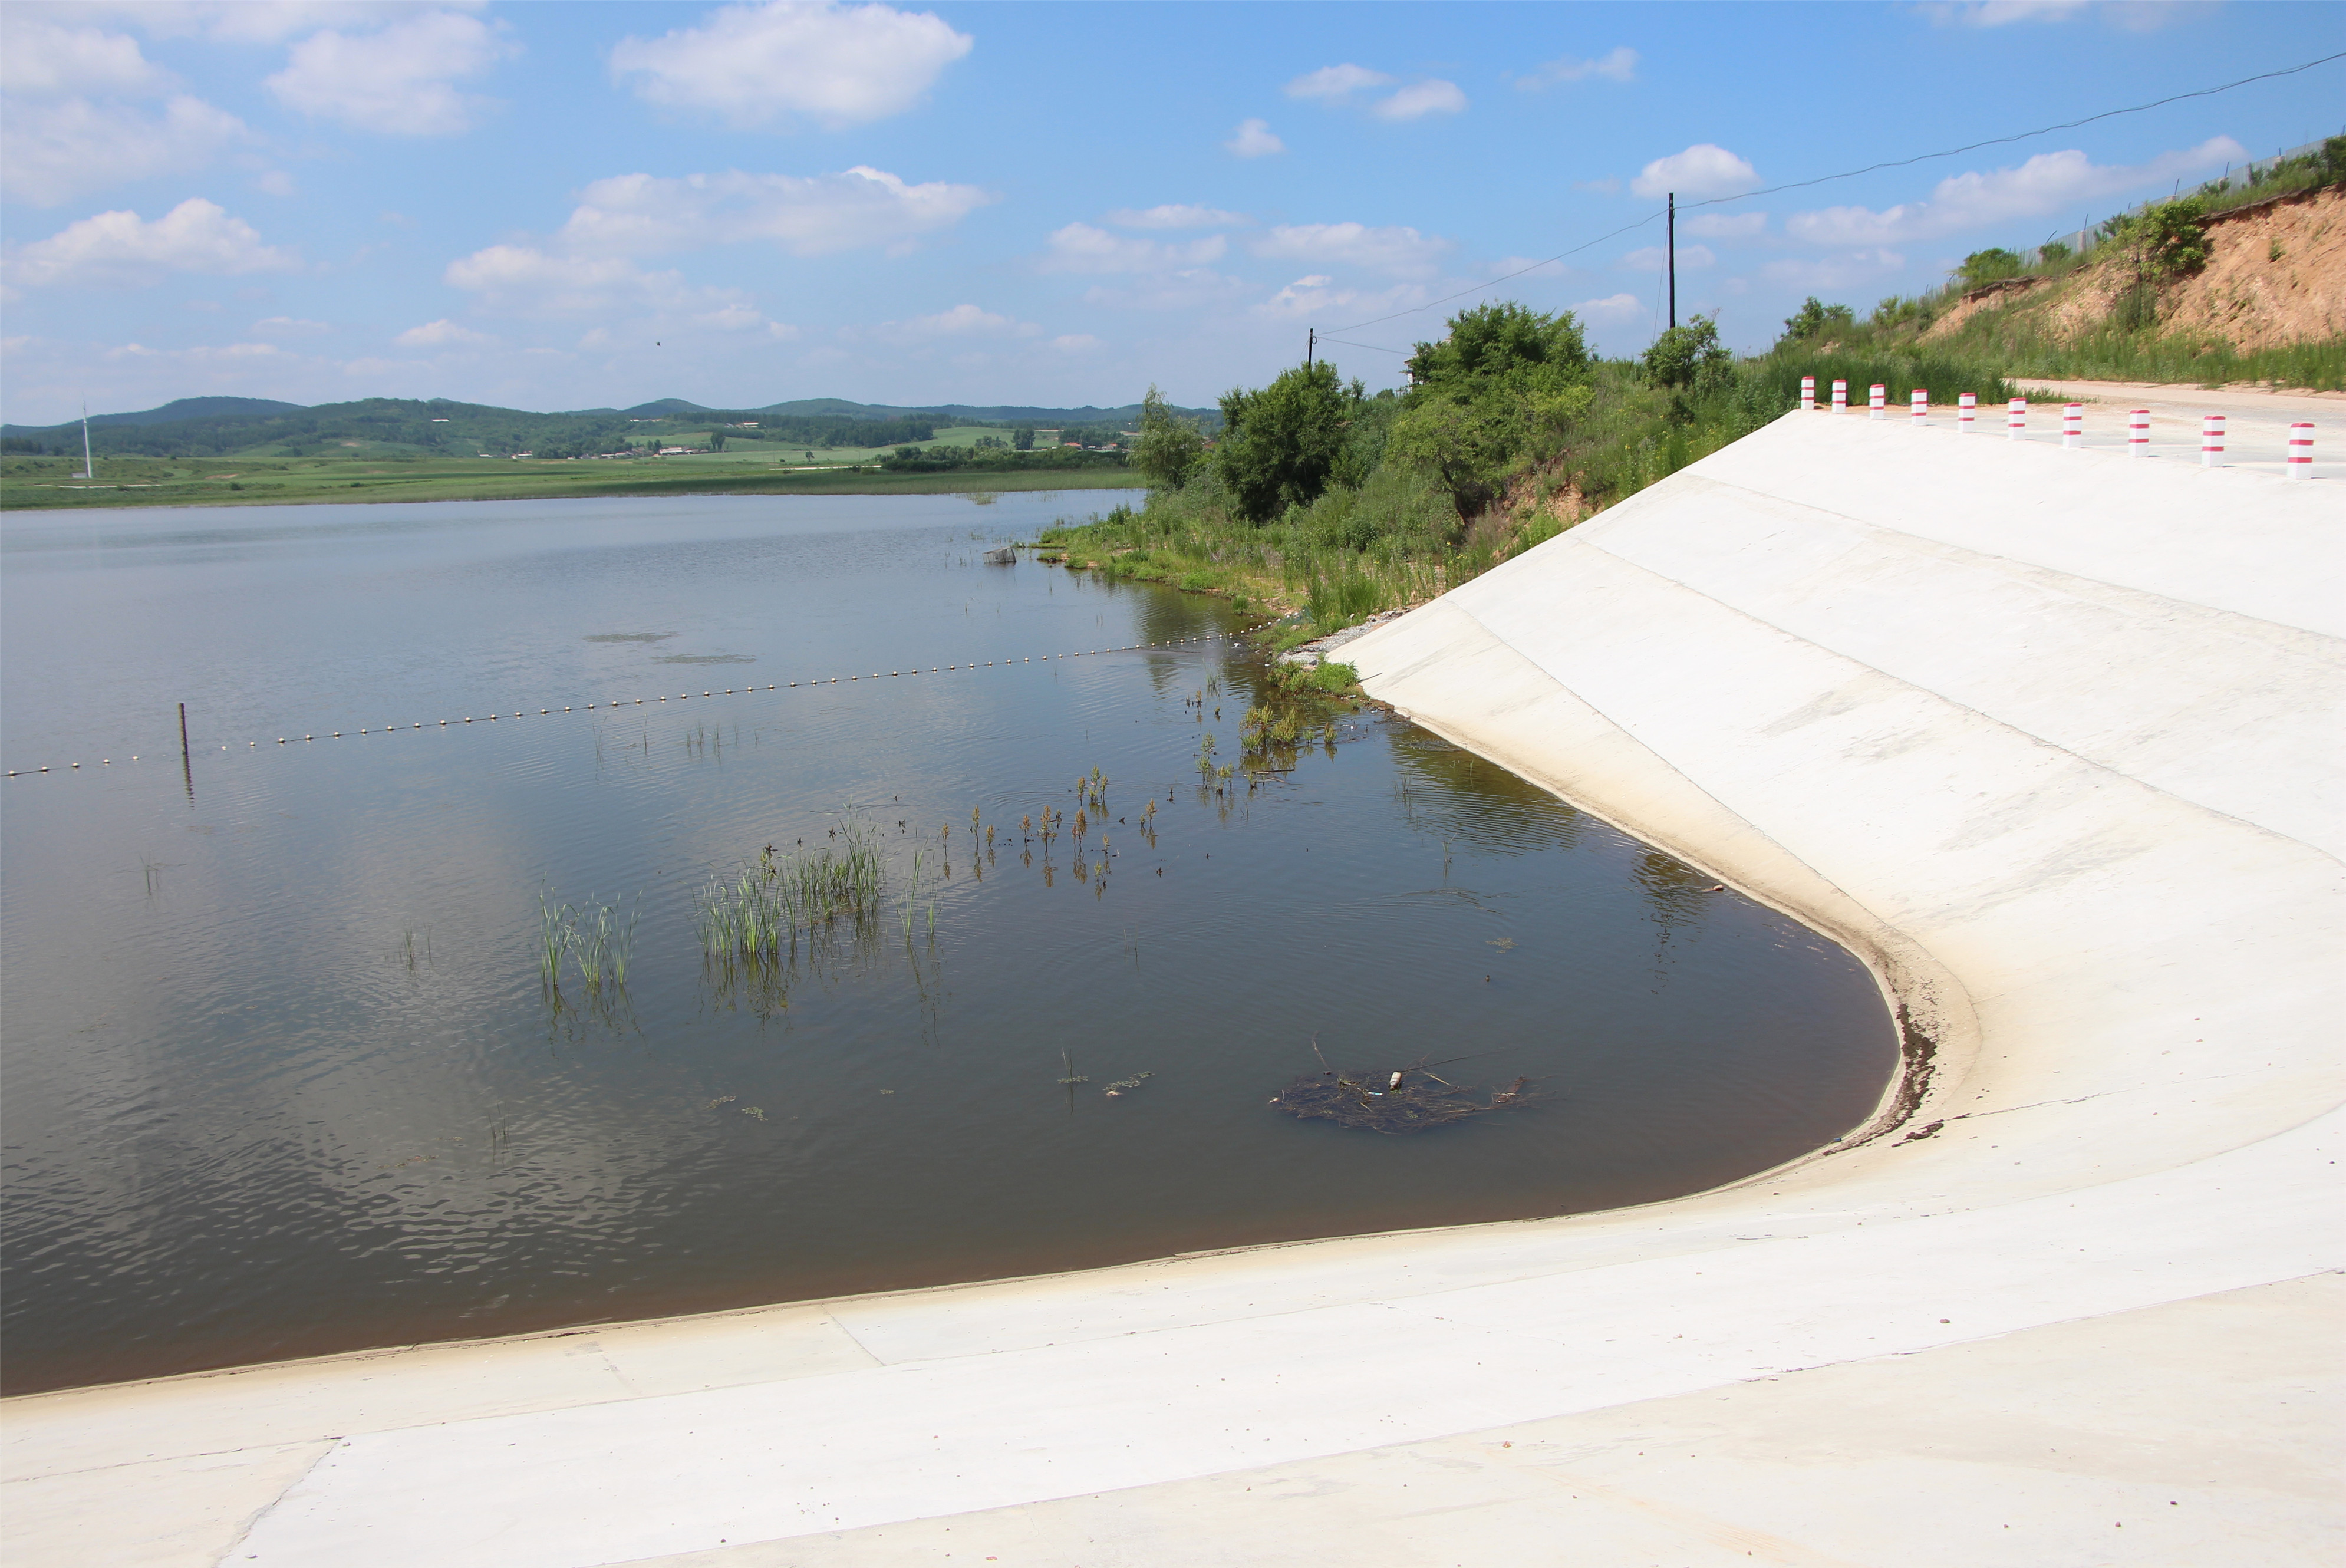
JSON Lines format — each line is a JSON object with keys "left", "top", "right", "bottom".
{"left": 1632, "top": 144, "right": 1760, "bottom": 201}
{"left": 1620, "top": 243, "right": 1716, "bottom": 272}
{"left": 106, "top": 3, "right": 487, "bottom": 44}
{"left": 107, "top": 338, "right": 285, "bottom": 361}
{"left": 443, "top": 245, "right": 701, "bottom": 314}
{"left": 1286, "top": 64, "right": 1392, "bottom": 102}
{"left": 1919, "top": 0, "right": 2215, "bottom": 29}
{"left": 5, "top": 199, "right": 299, "bottom": 288}
{"left": 1924, "top": 0, "right": 2090, "bottom": 21}
{"left": 556, "top": 167, "right": 994, "bottom": 258}
{"left": 1050, "top": 334, "right": 1102, "bottom": 353}
{"left": 1372, "top": 80, "right": 1467, "bottom": 122}
{"left": 874, "top": 303, "right": 1019, "bottom": 342}
{"left": 1042, "top": 222, "right": 1227, "bottom": 274}
{"left": 1785, "top": 136, "right": 2241, "bottom": 246}
{"left": 1105, "top": 204, "right": 1246, "bottom": 230}
{"left": 0, "top": 21, "right": 172, "bottom": 95}
{"left": 611, "top": 1, "right": 973, "bottom": 131}
{"left": 1516, "top": 47, "right": 1638, "bottom": 89}
{"left": 1681, "top": 212, "right": 1767, "bottom": 238}
{"left": 1571, "top": 292, "right": 1645, "bottom": 322}
{"left": 1253, "top": 222, "right": 1452, "bottom": 278}
{"left": 251, "top": 315, "right": 329, "bottom": 335}
{"left": 394, "top": 318, "right": 494, "bottom": 347}
{"left": 1, "top": 94, "right": 251, "bottom": 205}
{"left": 266, "top": 11, "right": 515, "bottom": 136}
{"left": 1761, "top": 249, "right": 1908, "bottom": 290}
{"left": 1224, "top": 118, "right": 1284, "bottom": 158}
{"left": 1256, "top": 274, "right": 1422, "bottom": 322}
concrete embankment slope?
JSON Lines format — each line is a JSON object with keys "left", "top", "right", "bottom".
{"left": 5, "top": 411, "right": 2340, "bottom": 1567}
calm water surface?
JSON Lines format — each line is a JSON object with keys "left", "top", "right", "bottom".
{"left": 0, "top": 492, "right": 1896, "bottom": 1394}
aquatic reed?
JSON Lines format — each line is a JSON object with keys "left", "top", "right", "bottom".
{"left": 695, "top": 817, "right": 895, "bottom": 958}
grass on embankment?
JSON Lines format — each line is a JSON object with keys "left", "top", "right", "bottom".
{"left": 0, "top": 452, "right": 1146, "bottom": 512}
{"left": 1036, "top": 358, "right": 1803, "bottom": 667}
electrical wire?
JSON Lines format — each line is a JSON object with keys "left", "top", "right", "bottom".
{"left": 1319, "top": 48, "right": 2346, "bottom": 338}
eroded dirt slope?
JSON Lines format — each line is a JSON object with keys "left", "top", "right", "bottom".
{"left": 1924, "top": 185, "right": 2344, "bottom": 351}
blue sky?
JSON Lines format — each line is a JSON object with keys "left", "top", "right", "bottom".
{"left": 3, "top": 0, "right": 2340, "bottom": 424}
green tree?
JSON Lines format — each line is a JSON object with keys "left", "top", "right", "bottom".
{"left": 1640, "top": 314, "right": 1729, "bottom": 390}
{"left": 1212, "top": 361, "right": 1359, "bottom": 522}
{"left": 1954, "top": 248, "right": 2025, "bottom": 290}
{"left": 2112, "top": 196, "right": 2212, "bottom": 277}
{"left": 1386, "top": 302, "right": 1593, "bottom": 515}
{"left": 1778, "top": 297, "right": 1855, "bottom": 345}
{"left": 1012, "top": 426, "right": 1035, "bottom": 451}
{"left": 707, "top": 430, "right": 726, "bottom": 451}
{"left": 1132, "top": 384, "right": 1207, "bottom": 490}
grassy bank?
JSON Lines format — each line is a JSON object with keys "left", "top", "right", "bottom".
{"left": 0, "top": 450, "right": 1145, "bottom": 512}
{"left": 1039, "top": 354, "right": 1805, "bottom": 657}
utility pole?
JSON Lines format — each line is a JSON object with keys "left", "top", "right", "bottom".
{"left": 1666, "top": 193, "right": 1676, "bottom": 332}
{"left": 79, "top": 399, "right": 94, "bottom": 481}
{"left": 1305, "top": 327, "right": 1314, "bottom": 370}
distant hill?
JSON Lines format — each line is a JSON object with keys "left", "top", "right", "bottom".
{"left": 1, "top": 391, "right": 1215, "bottom": 460}
{"left": 4, "top": 394, "right": 1214, "bottom": 454}
{"left": 15, "top": 396, "right": 309, "bottom": 434}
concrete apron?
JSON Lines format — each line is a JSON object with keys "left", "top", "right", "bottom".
{"left": 6, "top": 411, "right": 2340, "bottom": 1567}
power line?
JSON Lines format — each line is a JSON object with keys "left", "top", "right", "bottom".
{"left": 1319, "top": 48, "right": 2345, "bottom": 338}
{"left": 1683, "top": 49, "right": 2346, "bottom": 210}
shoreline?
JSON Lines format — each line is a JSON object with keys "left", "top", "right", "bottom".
{"left": 0, "top": 465, "right": 1145, "bottom": 514}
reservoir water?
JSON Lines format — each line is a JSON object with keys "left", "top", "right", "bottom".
{"left": 0, "top": 491, "right": 1897, "bottom": 1394}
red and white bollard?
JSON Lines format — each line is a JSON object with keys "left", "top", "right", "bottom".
{"left": 1831, "top": 379, "right": 1848, "bottom": 414}
{"left": 1910, "top": 388, "right": 1929, "bottom": 424}
{"left": 2062, "top": 404, "right": 2083, "bottom": 449}
{"left": 2286, "top": 422, "right": 2314, "bottom": 478}
{"left": 2200, "top": 413, "right": 2225, "bottom": 468}
{"left": 1801, "top": 376, "right": 1815, "bottom": 411}
{"left": 1958, "top": 393, "right": 1976, "bottom": 431}
{"left": 2006, "top": 398, "right": 2026, "bottom": 440}
{"left": 2128, "top": 409, "right": 2150, "bottom": 454}
{"left": 1869, "top": 384, "right": 1887, "bottom": 420}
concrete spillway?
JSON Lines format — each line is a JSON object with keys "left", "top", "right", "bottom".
{"left": 6, "top": 411, "right": 2339, "bottom": 1566}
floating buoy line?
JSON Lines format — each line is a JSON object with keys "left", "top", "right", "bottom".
{"left": 4, "top": 626, "right": 1276, "bottom": 778}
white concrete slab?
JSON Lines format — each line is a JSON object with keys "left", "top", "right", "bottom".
{"left": 8, "top": 409, "right": 2338, "bottom": 1566}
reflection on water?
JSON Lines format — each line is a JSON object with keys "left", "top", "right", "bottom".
{"left": 0, "top": 492, "right": 1896, "bottom": 1395}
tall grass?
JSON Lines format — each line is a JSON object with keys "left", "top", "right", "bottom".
{"left": 693, "top": 817, "right": 895, "bottom": 957}
{"left": 539, "top": 890, "right": 637, "bottom": 991}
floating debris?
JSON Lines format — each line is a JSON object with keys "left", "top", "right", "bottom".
{"left": 1271, "top": 1069, "right": 1533, "bottom": 1135}
{"left": 741, "top": 1106, "right": 767, "bottom": 1121}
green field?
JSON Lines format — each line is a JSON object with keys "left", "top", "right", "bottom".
{"left": 0, "top": 428, "right": 1145, "bottom": 513}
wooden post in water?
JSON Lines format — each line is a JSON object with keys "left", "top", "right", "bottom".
{"left": 179, "top": 701, "right": 193, "bottom": 802}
